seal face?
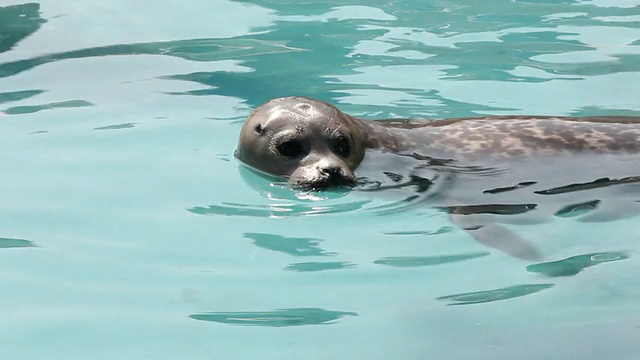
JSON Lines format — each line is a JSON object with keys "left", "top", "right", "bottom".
{"left": 236, "top": 97, "right": 367, "bottom": 189}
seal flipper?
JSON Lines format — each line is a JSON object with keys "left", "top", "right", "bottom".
{"left": 449, "top": 212, "right": 543, "bottom": 261}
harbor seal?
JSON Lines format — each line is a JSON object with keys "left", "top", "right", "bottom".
{"left": 236, "top": 96, "right": 640, "bottom": 260}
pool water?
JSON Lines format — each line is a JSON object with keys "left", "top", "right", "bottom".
{"left": 1, "top": 1, "right": 640, "bottom": 359}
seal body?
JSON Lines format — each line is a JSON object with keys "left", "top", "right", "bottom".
{"left": 237, "top": 96, "right": 640, "bottom": 183}
{"left": 236, "top": 96, "right": 640, "bottom": 260}
{"left": 364, "top": 115, "right": 640, "bottom": 163}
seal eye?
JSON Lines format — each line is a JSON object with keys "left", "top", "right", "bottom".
{"left": 254, "top": 124, "right": 263, "bottom": 135}
{"left": 334, "top": 136, "right": 351, "bottom": 158}
{"left": 277, "top": 140, "right": 303, "bottom": 158}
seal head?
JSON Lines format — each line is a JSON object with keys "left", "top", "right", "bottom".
{"left": 236, "top": 97, "right": 367, "bottom": 189}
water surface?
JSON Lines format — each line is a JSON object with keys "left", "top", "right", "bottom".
{"left": 1, "top": 1, "right": 640, "bottom": 359}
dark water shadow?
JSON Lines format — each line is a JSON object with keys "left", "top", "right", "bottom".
{"left": 437, "top": 284, "right": 554, "bottom": 306}
{"left": 571, "top": 106, "right": 640, "bottom": 118}
{"left": 3, "top": 100, "right": 93, "bottom": 115}
{"left": 535, "top": 176, "right": 640, "bottom": 196}
{"left": 0, "top": 89, "right": 45, "bottom": 105}
{"left": 554, "top": 199, "right": 601, "bottom": 218}
{"left": 189, "top": 308, "right": 357, "bottom": 327}
{"left": 157, "top": 0, "right": 551, "bottom": 118}
{"left": 0, "top": 3, "right": 45, "bottom": 55}
{"left": 244, "top": 232, "right": 335, "bottom": 257}
{"left": 222, "top": 0, "right": 640, "bottom": 116}
{"left": 286, "top": 261, "right": 355, "bottom": 272}
{"left": 158, "top": 19, "right": 379, "bottom": 111}
{"left": 0, "top": 237, "right": 35, "bottom": 248}
{"left": 374, "top": 252, "right": 489, "bottom": 267}
{"left": 0, "top": 37, "right": 298, "bottom": 80}
{"left": 3, "top": 0, "right": 638, "bottom": 119}
{"left": 526, "top": 251, "right": 629, "bottom": 277}
{"left": 187, "top": 200, "right": 369, "bottom": 218}
{"left": 93, "top": 123, "right": 137, "bottom": 131}
{"left": 383, "top": 226, "right": 455, "bottom": 236}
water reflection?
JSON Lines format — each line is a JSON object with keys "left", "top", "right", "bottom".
{"left": 221, "top": 0, "right": 639, "bottom": 117}
{"left": 230, "top": 146, "right": 640, "bottom": 260}
{"left": 2, "top": 0, "right": 637, "bottom": 119}
{"left": 0, "top": 3, "right": 45, "bottom": 55}
{"left": 93, "top": 123, "right": 137, "bottom": 131}
{"left": 526, "top": 251, "right": 629, "bottom": 277}
{"left": 352, "top": 148, "right": 640, "bottom": 260}
{"left": 244, "top": 232, "right": 335, "bottom": 257}
{"left": 0, "top": 237, "right": 35, "bottom": 248}
{"left": 383, "top": 226, "right": 455, "bottom": 236}
{"left": 437, "top": 284, "right": 554, "bottom": 305}
{"left": 0, "top": 89, "right": 45, "bottom": 105}
{"left": 0, "top": 3, "right": 49, "bottom": 114}
{"left": 286, "top": 261, "right": 355, "bottom": 272}
{"left": 535, "top": 176, "right": 640, "bottom": 195}
{"left": 0, "top": 1, "right": 638, "bottom": 359}
{"left": 166, "top": 0, "right": 612, "bottom": 116}
{"left": 374, "top": 253, "right": 489, "bottom": 267}
{"left": 160, "top": 16, "right": 372, "bottom": 110}
{"left": 0, "top": 37, "right": 293, "bottom": 79}
{"left": 554, "top": 200, "right": 601, "bottom": 218}
{"left": 187, "top": 199, "right": 369, "bottom": 218}
{"left": 190, "top": 308, "right": 357, "bottom": 327}
{"left": 3, "top": 99, "right": 94, "bottom": 115}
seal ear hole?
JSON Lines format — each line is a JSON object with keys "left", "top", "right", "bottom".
{"left": 277, "top": 140, "right": 303, "bottom": 158}
{"left": 254, "top": 124, "right": 263, "bottom": 135}
{"left": 334, "top": 136, "right": 351, "bottom": 158}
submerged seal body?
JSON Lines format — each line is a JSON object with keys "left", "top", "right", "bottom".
{"left": 236, "top": 96, "right": 640, "bottom": 260}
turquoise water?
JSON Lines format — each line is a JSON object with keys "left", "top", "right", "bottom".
{"left": 1, "top": 0, "right": 640, "bottom": 359}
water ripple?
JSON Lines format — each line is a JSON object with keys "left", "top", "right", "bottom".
{"left": 187, "top": 200, "right": 370, "bottom": 218}
{"left": 286, "top": 262, "right": 355, "bottom": 272}
{"left": 374, "top": 252, "right": 489, "bottom": 267}
{"left": 0, "top": 237, "right": 35, "bottom": 248}
{"left": 382, "top": 226, "right": 455, "bottom": 236}
{"left": 2, "top": 100, "right": 93, "bottom": 115}
{"left": 0, "top": 3, "right": 45, "bottom": 54}
{"left": 437, "top": 284, "right": 554, "bottom": 306}
{"left": 244, "top": 233, "right": 335, "bottom": 257}
{"left": 0, "top": 38, "right": 299, "bottom": 80}
{"left": 526, "top": 251, "right": 629, "bottom": 277}
{"left": 189, "top": 308, "right": 357, "bottom": 327}
{"left": 93, "top": 123, "right": 137, "bottom": 131}
{"left": 0, "top": 89, "right": 45, "bottom": 105}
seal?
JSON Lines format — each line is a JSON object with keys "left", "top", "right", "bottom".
{"left": 237, "top": 96, "right": 640, "bottom": 187}
{"left": 236, "top": 96, "right": 640, "bottom": 260}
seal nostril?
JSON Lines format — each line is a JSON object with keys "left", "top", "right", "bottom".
{"left": 297, "top": 103, "right": 311, "bottom": 111}
{"left": 318, "top": 166, "right": 355, "bottom": 187}
{"left": 320, "top": 165, "right": 341, "bottom": 176}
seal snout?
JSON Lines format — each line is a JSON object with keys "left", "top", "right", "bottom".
{"left": 292, "top": 162, "right": 356, "bottom": 190}
{"left": 318, "top": 164, "right": 356, "bottom": 187}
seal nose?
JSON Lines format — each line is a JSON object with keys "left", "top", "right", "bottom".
{"left": 320, "top": 165, "right": 342, "bottom": 176}
{"left": 318, "top": 164, "right": 354, "bottom": 186}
